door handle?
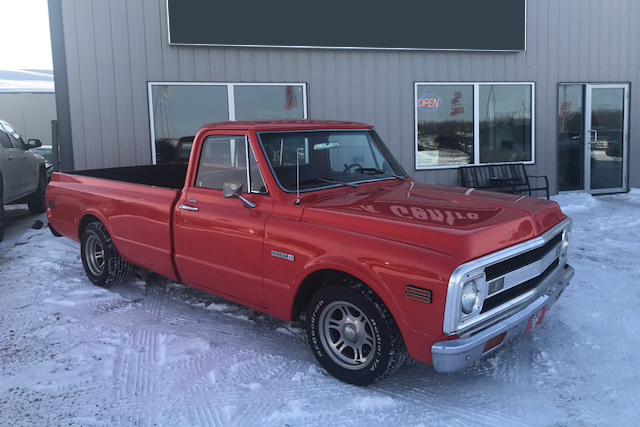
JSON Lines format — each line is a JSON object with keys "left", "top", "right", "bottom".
{"left": 7, "top": 156, "right": 13, "bottom": 160}
{"left": 589, "top": 130, "right": 598, "bottom": 144}
{"left": 178, "top": 204, "right": 199, "bottom": 211}
{"left": 21, "top": 155, "right": 27, "bottom": 159}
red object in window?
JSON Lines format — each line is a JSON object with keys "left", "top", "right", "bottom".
{"left": 284, "top": 86, "right": 298, "bottom": 110}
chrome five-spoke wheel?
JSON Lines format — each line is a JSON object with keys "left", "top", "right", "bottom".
{"left": 307, "top": 282, "right": 408, "bottom": 385}
{"left": 319, "top": 301, "right": 377, "bottom": 370}
{"left": 84, "top": 233, "right": 106, "bottom": 276}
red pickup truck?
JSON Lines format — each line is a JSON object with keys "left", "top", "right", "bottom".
{"left": 46, "top": 120, "right": 574, "bottom": 385}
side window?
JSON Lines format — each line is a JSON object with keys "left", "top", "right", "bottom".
{"left": 249, "top": 149, "right": 267, "bottom": 194}
{"left": 2, "top": 123, "right": 25, "bottom": 150}
{"left": 0, "top": 126, "right": 12, "bottom": 149}
{"left": 195, "top": 135, "right": 249, "bottom": 191}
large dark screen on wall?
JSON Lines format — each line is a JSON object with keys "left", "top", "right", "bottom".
{"left": 167, "top": 0, "right": 526, "bottom": 51}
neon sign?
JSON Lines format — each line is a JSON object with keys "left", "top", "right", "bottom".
{"left": 417, "top": 91, "right": 442, "bottom": 112}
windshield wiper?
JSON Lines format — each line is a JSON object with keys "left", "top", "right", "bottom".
{"left": 356, "top": 167, "right": 407, "bottom": 181}
{"left": 317, "top": 178, "right": 358, "bottom": 188}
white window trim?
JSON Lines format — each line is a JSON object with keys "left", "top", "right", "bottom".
{"left": 147, "top": 82, "right": 308, "bottom": 164}
{"left": 414, "top": 82, "right": 536, "bottom": 170}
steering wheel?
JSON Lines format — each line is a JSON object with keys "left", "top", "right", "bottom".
{"left": 342, "top": 163, "right": 363, "bottom": 174}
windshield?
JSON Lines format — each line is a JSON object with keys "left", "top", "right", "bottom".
{"left": 259, "top": 130, "right": 406, "bottom": 192}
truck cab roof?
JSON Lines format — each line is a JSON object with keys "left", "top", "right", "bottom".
{"left": 200, "top": 120, "right": 374, "bottom": 132}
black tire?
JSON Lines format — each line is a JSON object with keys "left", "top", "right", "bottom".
{"left": 0, "top": 175, "right": 5, "bottom": 242}
{"left": 27, "top": 169, "right": 47, "bottom": 214}
{"left": 306, "top": 280, "right": 408, "bottom": 386}
{"left": 80, "top": 221, "right": 135, "bottom": 287}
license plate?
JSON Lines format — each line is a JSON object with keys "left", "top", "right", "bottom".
{"left": 525, "top": 305, "right": 548, "bottom": 335}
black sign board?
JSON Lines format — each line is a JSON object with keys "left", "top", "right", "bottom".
{"left": 167, "top": 0, "right": 526, "bottom": 52}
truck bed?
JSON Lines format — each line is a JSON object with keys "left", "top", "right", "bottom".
{"left": 47, "top": 163, "right": 187, "bottom": 281}
{"left": 73, "top": 163, "right": 188, "bottom": 190}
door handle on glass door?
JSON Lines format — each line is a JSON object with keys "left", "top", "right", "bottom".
{"left": 589, "top": 130, "right": 598, "bottom": 144}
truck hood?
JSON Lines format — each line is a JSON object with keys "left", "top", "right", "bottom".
{"left": 300, "top": 180, "right": 566, "bottom": 263}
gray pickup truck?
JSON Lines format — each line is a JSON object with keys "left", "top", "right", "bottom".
{"left": 0, "top": 120, "right": 48, "bottom": 241}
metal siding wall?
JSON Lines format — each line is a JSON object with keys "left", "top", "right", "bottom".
{"left": 60, "top": 0, "right": 640, "bottom": 191}
{"left": 0, "top": 94, "right": 57, "bottom": 146}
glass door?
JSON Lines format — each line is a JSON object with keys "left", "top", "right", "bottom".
{"left": 558, "top": 84, "right": 629, "bottom": 194}
{"left": 586, "top": 84, "right": 629, "bottom": 193}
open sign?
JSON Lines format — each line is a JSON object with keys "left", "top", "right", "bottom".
{"left": 417, "top": 93, "right": 442, "bottom": 112}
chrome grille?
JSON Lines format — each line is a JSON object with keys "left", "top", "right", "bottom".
{"left": 443, "top": 218, "right": 571, "bottom": 336}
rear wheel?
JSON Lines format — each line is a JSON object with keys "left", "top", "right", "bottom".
{"left": 80, "top": 221, "right": 135, "bottom": 287}
{"left": 306, "top": 281, "right": 407, "bottom": 386}
{"left": 27, "top": 170, "right": 47, "bottom": 214}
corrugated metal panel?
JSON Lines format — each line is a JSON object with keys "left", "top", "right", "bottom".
{"left": 0, "top": 93, "right": 57, "bottom": 145}
{"left": 59, "top": 0, "right": 640, "bottom": 191}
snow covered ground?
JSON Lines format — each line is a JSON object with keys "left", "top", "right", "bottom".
{"left": 1, "top": 191, "right": 639, "bottom": 427}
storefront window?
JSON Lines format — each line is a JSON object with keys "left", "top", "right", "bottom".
{"left": 149, "top": 83, "right": 307, "bottom": 164}
{"left": 415, "top": 82, "right": 535, "bottom": 169}
{"left": 416, "top": 85, "right": 474, "bottom": 168}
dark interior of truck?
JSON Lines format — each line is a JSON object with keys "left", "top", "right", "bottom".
{"left": 74, "top": 163, "right": 188, "bottom": 190}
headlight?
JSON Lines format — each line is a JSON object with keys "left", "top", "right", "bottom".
{"left": 562, "top": 227, "right": 571, "bottom": 257}
{"left": 461, "top": 280, "right": 480, "bottom": 314}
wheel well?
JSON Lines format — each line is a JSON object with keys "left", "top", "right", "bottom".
{"left": 78, "top": 214, "right": 101, "bottom": 237}
{"left": 292, "top": 269, "right": 365, "bottom": 320}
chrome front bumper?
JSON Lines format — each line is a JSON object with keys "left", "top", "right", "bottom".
{"left": 431, "top": 263, "right": 575, "bottom": 373}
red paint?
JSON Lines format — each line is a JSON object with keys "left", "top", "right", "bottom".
{"left": 46, "top": 120, "right": 566, "bottom": 364}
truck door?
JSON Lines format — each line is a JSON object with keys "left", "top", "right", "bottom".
{"left": 173, "top": 134, "right": 272, "bottom": 307}
{"left": 0, "top": 123, "right": 22, "bottom": 202}
{"left": 2, "top": 122, "right": 38, "bottom": 198}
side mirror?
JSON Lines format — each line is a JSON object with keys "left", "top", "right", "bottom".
{"left": 222, "top": 182, "right": 256, "bottom": 209}
{"left": 27, "top": 139, "right": 42, "bottom": 149}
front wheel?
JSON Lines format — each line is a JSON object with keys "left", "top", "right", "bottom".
{"left": 27, "top": 170, "right": 47, "bottom": 214}
{"left": 306, "top": 281, "right": 407, "bottom": 386}
{"left": 80, "top": 222, "right": 135, "bottom": 287}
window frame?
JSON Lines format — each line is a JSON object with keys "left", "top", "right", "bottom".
{"left": 194, "top": 133, "right": 269, "bottom": 195}
{"left": 147, "top": 82, "right": 308, "bottom": 165}
{"left": 1, "top": 121, "right": 26, "bottom": 150}
{"left": 256, "top": 129, "right": 408, "bottom": 194}
{"left": 0, "top": 123, "right": 13, "bottom": 149}
{"left": 414, "top": 82, "right": 536, "bottom": 170}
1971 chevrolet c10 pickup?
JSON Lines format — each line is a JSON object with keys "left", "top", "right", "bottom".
{"left": 46, "top": 120, "right": 574, "bottom": 385}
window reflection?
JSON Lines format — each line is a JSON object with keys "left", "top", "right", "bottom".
{"left": 152, "top": 85, "right": 228, "bottom": 164}
{"left": 234, "top": 85, "right": 304, "bottom": 121}
{"left": 150, "top": 84, "right": 306, "bottom": 164}
{"left": 479, "top": 85, "right": 532, "bottom": 163}
{"left": 416, "top": 85, "right": 474, "bottom": 167}
{"left": 558, "top": 85, "right": 585, "bottom": 191}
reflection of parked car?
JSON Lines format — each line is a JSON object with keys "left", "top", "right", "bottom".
{"left": 32, "top": 145, "right": 54, "bottom": 180}
{"left": 431, "top": 134, "right": 462, "bottom": 150}
{"left": 605, "top": 140, "right": 622, "bottom": 157}
{"left": 0, "top": 120, "right": 48, "bottom": 241}
{"left": 175, "top": 136, "right": 194, "bottom": 162}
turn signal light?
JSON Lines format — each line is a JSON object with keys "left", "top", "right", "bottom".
{"left": 483, "top": 332, "right": 507, "bottom": 353}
